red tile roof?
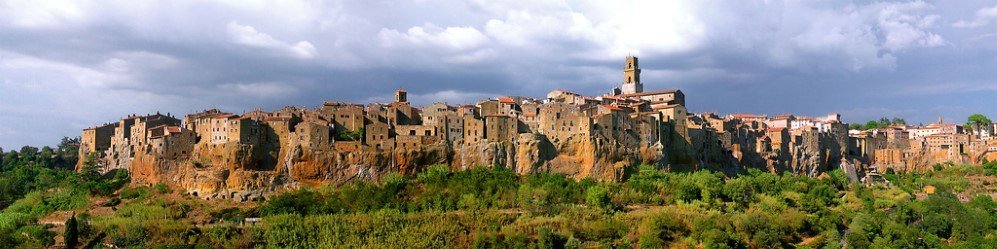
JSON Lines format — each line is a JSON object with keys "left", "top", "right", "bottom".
{"left": 651, "top": 104, "right": 681, "bottom": 110}
{"left": 730, "top": 113, "right": 763, "bottom": 118}
{"left": 618, "top": 89, "right": 680, "bottom": 97}
{"left": 601, "top": 105, "right": 623, "bottom": 111}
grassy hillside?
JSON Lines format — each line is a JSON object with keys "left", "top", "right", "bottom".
{"left": 2, "top": 141, "right": 997, "bottom": 248}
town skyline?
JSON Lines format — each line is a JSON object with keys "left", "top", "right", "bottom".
{"left": 3, "top": 0, "right": 997, "bottom": 149}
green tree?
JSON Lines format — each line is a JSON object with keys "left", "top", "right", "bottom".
{"left": 3, "top": 150, "right": 19, "bottom": 168}
{"left": 79, "top": 152, "right": 103, "bottom": 182}
{"left": 56, "top": 137, "right": 81, "bottom": 169}
{"left": 585, "top": 185, "right": 611, "bottom": 210}
{"left": 878, "top": 117, "right": 891, "bottom": 128}
{"left": 848, "top": 123, "right": 862, "bottom": 130}
{"left": 864, "top": 121, "right": 880, "bottom": 130}
{"left": 39, "top": 147, "right": 54, "bottom": 167}
{"left": 722, "top": 178, "right": 754, "bottom": 208}
{"left": 64, "top": 213, "right": 79, "bottom": 249}
{"left": 891, "top": 117, "right": 906, "bottom": 125}
{"left": 19, "top": 146, "right": 38, "bottom": 163}
{"left": 537, "top": 227, "right": 566, "bottom": 249}
{"left": 966, "top": 114, "right": 992, "bottom": 134}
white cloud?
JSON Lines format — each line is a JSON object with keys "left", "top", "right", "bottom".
{"left": 226, "top": 21, "right": 318, "bottom": 59}
{"left": 0, "top": 51, "right": 131, "bottom": 88}
{"left": 0, "top": 0, "right": 991, "bottom": 148}
{"left": 220, "top": 82, "right": 299, "bottom": 99}
{"left": 379, "top": 24, "right": 489, "bottom": 51}
{"left": 954, "top": 5, "right": 997, "bottom": 28}
{"left": 365, "top": 89, "right": 494, "bottom": 106}
{"left": 877, "top": 2, "right": 945, "bottom": 51}
{"left": 0, "top": 0, "right": 88, "bottom": 29}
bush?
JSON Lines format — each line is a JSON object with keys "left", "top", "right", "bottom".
{"left": 154, "top": 183, "right": 171, "bottom": 194}
{"left": 260, "top": 189, "right": 322, "bottom": 215}
{"left": 585, "top": 186, "right": 611, "bottom": 210}
{"left": 638, "top": 211, "right": 687, "bottom": 247}
{"left": 537, "top": 227, "right": 567, "bottom": 249}
{"left": 64, "top": 214, "right": 78, "bottom": 249}
{"left": 119, "top": 187, "right": 149, "bottom": 199}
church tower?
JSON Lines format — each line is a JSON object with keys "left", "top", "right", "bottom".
{"left": 621, "top": 55, "right": 642, "bottom": 94}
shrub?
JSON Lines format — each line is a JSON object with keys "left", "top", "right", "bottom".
{"left": 537, "top": 227, "right": 567, "bottom": 249}
{"left": 585, "top": 186, "right": 611, "bottom": 210}
{"left": 638, "top": 211, "right": 687, "bottom": 247}
{"left": 64, "top": 214, "right": 78, "bottom": 249}
{"left": 260, "top": 189, "right": 322, "bottom": 215}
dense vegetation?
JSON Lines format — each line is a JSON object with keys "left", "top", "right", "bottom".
{"left": 1, "top": 139, "right": 997, "bottom": 248}
{"left": 848, "top": 117, "right": 907, "bottom": 130}
{"left": 0, "top": 138, "right": 130, "bottom": 247}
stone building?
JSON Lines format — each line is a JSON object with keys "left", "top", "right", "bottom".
{"left": 295, "top": 120, "right": 331, "bottom": 150}
{"left": 537, "top": 103, "right": 591, "bottom": 142}
{"left": 388, "top": 102, "right": 421, "bottom": 126}
{"left": 79, "top": 56, "right": 867, "bottom": 199}
{"left": 365, "top": 121, "right": 392, "bottom": 150}
{"left": 148, "top": 125, "right": 195, "bottom": 159}
{"left": 129, "top": 113, "right": 181, "bottom": 147}
{"left": 621, "top": 55, "right": 643, "bottom": 94}
{"left": 81, "top": 123, "right": 116, "bottom": 156}
{"left": 463, "top": 116, "right": 484, "bottom": 145}
{"left": 320, "top": 102, "right": 365, "bottom": 135}
{"left": 484, "top": 115, "right": 518, "bottom": 143}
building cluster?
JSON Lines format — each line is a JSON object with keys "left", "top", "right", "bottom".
{"left": 80, "top": 56, "right": 697, "bottom": 173}
{"left": 79, "top": 55, "right": 994, "bottom": 178}
{"left": 680, "top": 112, "right": 850, "bottom": 175}
{"left": 851, "top": 118, "right": 997, "bottom": 170}
{"left": 80, "top": 113, "right": 188, "bottom": 170}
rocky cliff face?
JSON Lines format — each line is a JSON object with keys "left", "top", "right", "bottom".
{"left": 110, "top": 131, "right": 675, "bottom": 201}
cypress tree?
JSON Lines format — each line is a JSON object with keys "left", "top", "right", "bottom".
{"left": 65, "top": 213, "right": 79, "bottom": 249}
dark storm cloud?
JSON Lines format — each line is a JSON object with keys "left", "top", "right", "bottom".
{"left": 1, "top": 0, "right": 996, "bottom": 149}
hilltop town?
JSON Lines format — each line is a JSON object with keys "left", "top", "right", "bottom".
{"left": 78, "top": 56, "right": 997, "bottom": 201}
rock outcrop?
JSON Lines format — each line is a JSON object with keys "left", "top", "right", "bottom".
{"left": 105, "top": 128, "right": 678, "bottom": 201}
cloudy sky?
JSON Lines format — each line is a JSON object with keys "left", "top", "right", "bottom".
{"left": 1, "top": 0, "right": 996, "bottom": 149}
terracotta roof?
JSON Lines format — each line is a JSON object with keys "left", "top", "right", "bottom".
{"left": 264, "top": 117, "right": 292, "bottom": 122}
{"left": 600, "top": 105, "right": 624, "bottom": 111}
{"left": 167, "top": 126, "right": 181, "bottom": 133}
{"left": 206, "top": 113, "right": 237, "bottom": 119}
{"left": 497, "top": 97, "right": 516, "bottom": 104}
{"left": 396, "top": 89, "right": 407, "bottom": 93}
{"left": 730, "top": 113, "right": 763, "bottom": 118}
{"left": 618, "top": 89, "right": 680, "bottom": 97}
{"left": 148, "top": 124, "right": 168, "bottom": 130}
{"left": 551, "top": 89, "right": 583, "bottom": 96}
{"left": 651, "top": 104, "right": 681, "bottom": 110}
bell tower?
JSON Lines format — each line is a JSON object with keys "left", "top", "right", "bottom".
{"left": 395, "top": 89, "right": 408, "bottom": 103}
{"left": 621, "top": 55, "right": 642, "bottom": 94}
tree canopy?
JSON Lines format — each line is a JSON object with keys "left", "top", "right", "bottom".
{"left": 966, "top": 114, "right": 992, "bottom": 134}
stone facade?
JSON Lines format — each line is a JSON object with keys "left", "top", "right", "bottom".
{"left": 77, "top": 56, "right": 888, "bottom": 200}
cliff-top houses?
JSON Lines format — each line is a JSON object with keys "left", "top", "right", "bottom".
{"left": 78, "top": 56, "right": 996, "bottom": 176}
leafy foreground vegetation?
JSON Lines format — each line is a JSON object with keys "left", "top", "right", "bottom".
{"left": 2, "top": 141, "right": 997, "bottom": 248}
